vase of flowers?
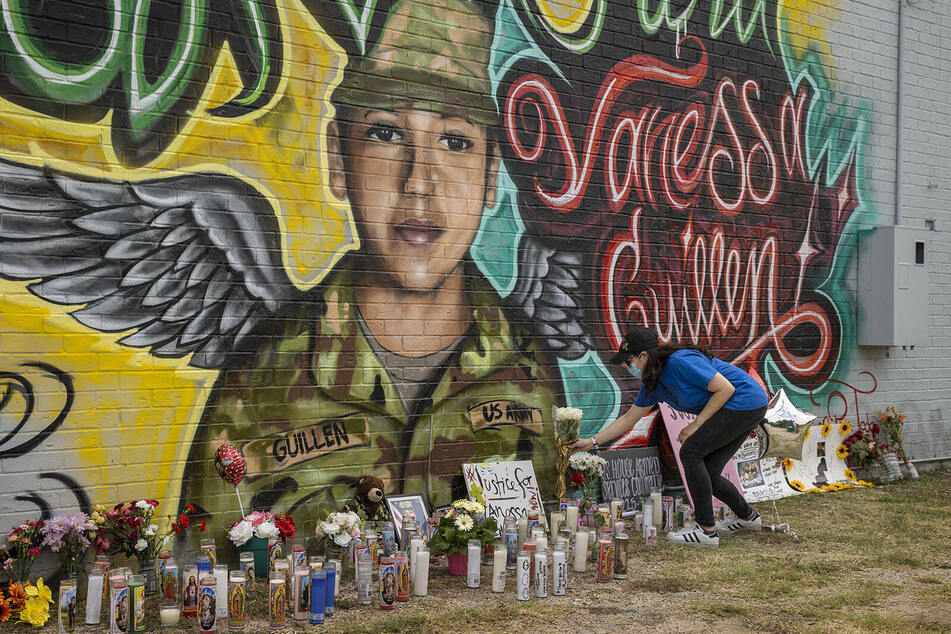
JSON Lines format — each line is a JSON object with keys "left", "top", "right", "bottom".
{"left": 568, "top": 452, "right": 608, "bottom": 513}
{"left": 1, "top": 519, "right": 45, "bottom": 583}
{"left": 553, "top": 407, "right": 583, "bottom": 500}
{"left": 427, "top": 500, "right": 498, "bottom": 576}
{"left": 843, "top": 429, "right": 888, "bottom": 484}
{"left": 96, "top": 499, "right": 204, "bottom": 594}
{"left": 229, "top": 511, "right": 283, "bottom": 577}
{"left": 40, "top": 512, "right": 97, "bottom": 579}
{"left": 315, "top": 510, "right": 363, "bottom": 564}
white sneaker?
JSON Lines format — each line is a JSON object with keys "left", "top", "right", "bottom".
{"left": 716, "top": 512, "right": 762, "bottom": 535}
{"left": 665, "top": 523, "right": 719, "bottom": 547}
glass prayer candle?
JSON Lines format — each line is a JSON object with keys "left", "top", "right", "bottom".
{"left": 198, "top": 574, "right": 216, "bottom": 633}
{"left": 58, "top": 575, "right": 77, "bottom": 633}
{"left": 309, "top": 567, "right": 326, "bottom": 624}
{"left": 412, "top": 548, "right": 429, "bottom": 597}
{"left": 213, "top": 564, "right": 229, "bottom": 618}
{"left": 109, "top": 574, "right": 128, "bottom": 634}
{"left": 268, "top": 571, "right": 286, "bottom": 628}
{"left": 324, "top": 560, "right": 336, "bottom": 616}
{"left": 293, "top": 566, "right": 310, "bottom": 620}
{"left": 85, "top": 566, "right": 104, "bottom": 624}
{"left": 128, "top": 574, "right": 145, "bottom": 633}
{"left": 238, "top": 551, "right": 255, "bottom": 596}
{"left": 228, "top": 571, "right": 247, "bottom": 629}
{"left": 201, "top": 538, "right": 217, "bottom": 568}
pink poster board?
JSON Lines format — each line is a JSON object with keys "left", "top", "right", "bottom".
{"left": 659, "top": 403, "right": 743, "bottom": 509}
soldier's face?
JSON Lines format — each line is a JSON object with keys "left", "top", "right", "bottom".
{"left": 331, "top": 107, "right": 499, "bottom": 291}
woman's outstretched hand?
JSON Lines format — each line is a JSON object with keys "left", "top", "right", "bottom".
{"left": 571, "top": 437, "right": 594, "bottom": 452}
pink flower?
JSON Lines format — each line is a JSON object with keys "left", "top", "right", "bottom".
{"left": 27, "top": 547, "right": 41, "bottom": 556}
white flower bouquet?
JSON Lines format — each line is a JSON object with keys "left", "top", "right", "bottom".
{"left": 314, "top": 511, "right": 363, "bottom": 548}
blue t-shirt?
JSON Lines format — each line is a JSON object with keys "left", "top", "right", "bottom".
{"left": 634, "top": 349, "right": 768, "bottom": 415}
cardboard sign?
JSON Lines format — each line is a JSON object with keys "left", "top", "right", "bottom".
{"left": 659, "top": 403, "right": 745, "bottom": 508}
{"left": 599, "top": 446, "right": 663, "bottom": 513}
{"left": 462, "top": 461, "right": 542, "bottom": 529}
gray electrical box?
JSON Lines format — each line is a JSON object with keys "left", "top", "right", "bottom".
{"left": 857, "top": 225, "right": 929, "bottom": 346}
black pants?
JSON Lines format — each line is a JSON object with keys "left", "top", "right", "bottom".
{"left": 679, "top": 405, "right": 767, "bottom": 528}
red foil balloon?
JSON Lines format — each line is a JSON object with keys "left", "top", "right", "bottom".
{"left": 215, "top": 444, "right": 246, "bottom": 486}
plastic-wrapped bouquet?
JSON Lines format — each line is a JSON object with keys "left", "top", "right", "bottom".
{"left": 40, "top": 513, "right": 97, "bottom": 577}
{"left": 0, "top": 519, "right": 44, "bottom": 583}
{"left": 314, "top": 511, "right": 363, "bottom": 548}
{"left": 568, "top": 452, "right": 607, "bottom": 510}
{"left": 97, "top": 499, "right": 204, "bottom": 571}
{"left": 554, "top": 407, "right": 584, "bottom": 498}
{"left": 228, "top": 511, "right": 281, "bottom": 547}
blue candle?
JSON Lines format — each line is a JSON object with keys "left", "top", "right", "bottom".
{"left": 309, "top": 568, "right": 326, "bottom": 625}
{"left": 324, "top": 562, "right": 335, "bottom": 617}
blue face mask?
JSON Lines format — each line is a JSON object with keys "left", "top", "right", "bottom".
{"left": 626, "top": 363, "right": 642, "bottom": 379}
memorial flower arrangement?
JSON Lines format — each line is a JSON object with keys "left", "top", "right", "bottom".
{"left": 314, "top": 511, "right": 363, "bottom": 548}
{"left": 0, "top": 519, "right": 44, "bottom": 583}
{"left": 427, "top": 499, "right": 498, "bottom": 556}
{"left": 39, "top": 512, "right": 97, "bottom": 577}
{"left": 228, "top": 510, "right": 281, "bottom": 547}
{"left": 568, "top": 452, "right": 607, "bottom": 509}
{"left": 0, "top": 578, "right": 51, "bottom": 626}
{"left": 843, "top": 428, "right": 886, "bottom": 469}
{"left": 97, "top": 499, "right": 205, "bottom": 571}
{"left": 553, "top": 407, "right": 583, "bottom": 499}
{"left": 877, "top": 406, "right": 909, "bottom": 461}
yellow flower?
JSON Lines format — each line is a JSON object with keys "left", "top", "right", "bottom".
{"left": 836, "top": 444, "right": 849, "bottom": 459}
{"left": 839, "top": 420, "right": 852, "bottom": 435}
{"left": 18, "top": 597, "right": 49, "bottom": 627}
{"left": 858, "top": 480, "right": 874, "bottom": 487}
{"left": 789, "top": 480, "right": 805, "bottom": 491}
{"left": 804, "top": 429, "right": 811, "bottom": 440}
{"left": 821, "top": 422, "right": 832, "bottom": 437}
{"left": 844, "top": 469, "right": 856, "bottom": 481}
{"left": 24, "top": 579, "right": 51, "bottom": 605}
{"left": 781, "top": 458, "right": 794, "bottom": 471}
{"left": 806, "top": 488, "right": 821, "bottom": 493}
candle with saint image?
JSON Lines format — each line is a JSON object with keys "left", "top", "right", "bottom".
{"left": 492, "top": 540, "right": 506, "bottom": 593}
{"left": 412, "top": 548, "right": 430, "bottom": 596}
{"left": 293, "top": 567, "right": 309, "bottom": 620}
{"left": 573, "top": 530, "right": 588, "bottom": 572}
{"left": 565, "top": 504, "right": 579, "bottom": 532}
{"left": 610, "top": 498, "right": 623, "bottom": 524}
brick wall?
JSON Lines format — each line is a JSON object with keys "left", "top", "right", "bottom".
{"left": 0, "top": 0, "right": 948, "bottom": 541}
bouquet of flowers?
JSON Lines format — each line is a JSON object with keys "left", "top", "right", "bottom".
{"left": 0, "top": 577, "right": 52, "bottom": 626}
{"left": 314, "top": 511, "right": 363, "bottom": 549}
{"left": 427, "top": 499, "right": 498, "bottom": 556}
{"left": 843, "top": 429, "right": 886, "bottom": 469}
{"left": 228, "top": 511, "right": 281, "bottom": 547}
{"left": 274, "top": 513, "right": 296, "bottom": 540}
{"left": 568, "top": 452, "right": 607, "bottom": 510}
{"left": 40, "top": 513, "right": 97, "bottom": 577}
{"left": 0, "top": 519, "right": 45, "bottom": 583}
{"left": 553, "top": 407, "right": 583, "bottom": 499}
{"left": 97, "top": 500, "right": 205, "bottom": 570}
{"left": 877, "top": 406, "right": 908, "bottom": 461}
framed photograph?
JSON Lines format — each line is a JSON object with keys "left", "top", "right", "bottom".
{"left": 385, "top": 494, "right": 431, "bottom": 542}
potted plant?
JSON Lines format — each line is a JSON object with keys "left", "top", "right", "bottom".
{"left": 427, "top": 500, "right": 497, "bottom": 576}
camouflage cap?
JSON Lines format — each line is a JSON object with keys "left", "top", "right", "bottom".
{"left": 332, "top": 0, "right": 499, "bottom": 126}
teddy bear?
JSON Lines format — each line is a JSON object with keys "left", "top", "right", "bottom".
{"left": 344, "top": 474, "right": 391, "bottom": 522}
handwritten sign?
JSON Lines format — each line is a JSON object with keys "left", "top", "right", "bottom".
{"left": 462, "top": 461, "right": 541, "bottom": 531}
{"left": 599, "top": 446, "right": 662, "bottom": 513}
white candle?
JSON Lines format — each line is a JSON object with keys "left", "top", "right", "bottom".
{"left": 492, "top": 544, "right": 507, "bottom": 593}
{"left": 214, "top": 565, "right": 229, "bottom": 618}
{"left": 573, "top": 530, "right": 588, "bottom": 572}
{"left": 651, "top": 488, "right": 663, "bottom": 527}
{"left": 159, "top": 605, "right": 180, "bottom": 626}
{"left": 517, "top": 518, "right": 528, "bottom": 550}
{"left": 642, "top": 499, "right": 654, "bottom": 536}
{"left": 85, "top": 573, "right": 103, "bottom": 624}
{"left": 329, "top": 559, "right": 341, "bottom": 597}
{"left": 550, "top": 512, "right": 564, "bottom": 537}
{"left": 408, "top": 537, "right": 423, "bottom": 579}
{"left": 610, "top": 499, "right": 623, "bottom": 524}
{"left": 412, "top": 549, "right": 429, "bottom": 596}
{"left": 466, "top": 539, "right": 481, "bottom": 588}
{"left": 552, "top": 548, "right": 567, "bottom": 596}
{"left": 565, "top": 505, "right": 579, "bottom": 532}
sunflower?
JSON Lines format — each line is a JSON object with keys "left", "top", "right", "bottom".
{"left": 0, "top": 598, "right": 10, "bottom": 623}
{"left": 839, "top": 420, "right": 852, "bottom": 435}
{"left": 781, "top": 458, "right": 794, "bottom": 471}
{"left": 821, "top": 422, "right": 832, "bottom": 437}
{"left": 789, "top": 480, "right": 805, "bottom": 491}
{"left": 836, "top": 444, "right": 849, "bottom": 459}
{"left": 844, "top": 469, "right": 856, "bottom": 482}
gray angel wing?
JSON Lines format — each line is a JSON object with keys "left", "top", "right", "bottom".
{"left": 504, "top": 234, "right": 590, "bottom": 360}
{"left": 0, "top": 159, "right": 299, "bottom": 369}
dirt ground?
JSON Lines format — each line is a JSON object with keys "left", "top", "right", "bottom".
{"left": 6, "top": 470, "right": 951, "bottom": 633}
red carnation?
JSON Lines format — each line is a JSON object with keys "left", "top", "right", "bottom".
{"left": 872, "top": 423, "right": 880, "bottom": 434}
{"left": 147, "top": 500, "right": 159, "bottom": 508}
{"left": 172, "top": 524, "right": 181, "bottom": 535}
{"left": 187, "top": 504, "right": 196, "bottom": 514}
{"left": 199, "top": 521, "right": 207, "bottom": 532}
{"left": 27, "top": 547, "right": 41, "bottom": 556}
{"left": 570, "top": 472, "right": 585, "bottom": 485}
{"left": 275, "top": 513, "right": 296, "bottom": 539}
{"left": 178, "top": 514, "right": 190, "bottom": 528}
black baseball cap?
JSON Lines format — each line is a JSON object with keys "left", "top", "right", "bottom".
{"left": 608, "top": 327, "right": 659, "bottom": 365}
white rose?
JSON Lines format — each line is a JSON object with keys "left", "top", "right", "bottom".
{"left": 322, "top": 523, "right": 341, "bottom": 536}
{"left": 228, "top": 520, "right": 254, "bottom": 547}
{"left": 134, "top": 539, "right": 148, "bottom": 552}
{"left": 255, "top": 521, "right": 279, "bottom": 540}
{"left": 332, "top": 532, "right": 351, "bottom": 548}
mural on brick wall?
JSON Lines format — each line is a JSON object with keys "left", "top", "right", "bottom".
{"left": 0, "top": 0, "right": 870, "bottom": 531}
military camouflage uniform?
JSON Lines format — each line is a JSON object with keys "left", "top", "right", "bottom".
{"left": 183, "top": 266, "right": 560, "bottom": 529}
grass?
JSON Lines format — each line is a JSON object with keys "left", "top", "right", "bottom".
{"left": 8, "top": 470, "right": 951, "bottom": 632}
